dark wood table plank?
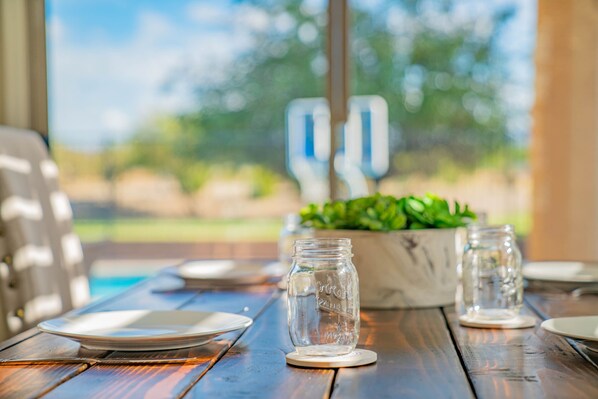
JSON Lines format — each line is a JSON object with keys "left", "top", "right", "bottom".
{"left": 105, "top": 286, "right": 276, "bottom": 362}
{"left": 1, "top": 271, "right": 597, "bottom": 399}
{"left": 0, "top": 274, "right": 197, "bottom": 361}
{"left": 444, "top": 305, "right": 598, "bottom": 398}
{"left": 0, "top": 333, "right": 99, "bottom": 399}
{"left": 525, "top": 291, "right": 598, "bottom": 319}
{"left": 0, "top": 331, "right": 106, "bottom": 361}
{"left": 43, "top": 288, "right": 278, "bottom": 399}
{"left": 0, "top": 328, "right": 41, "bottom": 352}
{"left": 0, "top": 274, "right": 199, "bottom": 399}
{"left": 525, "top": 291, "right": 598, "bottom": 369}
{"left": 0, "top": 363, "right": 88, "bottom": 399}
{"left": 332, "top": 308, "right": 474, "bottom": 399}
{"left": 0, "top": 275, "right": 188, "bottom": 355}
{"left": 183, "top": 294, "right": 335, "bottom": 399}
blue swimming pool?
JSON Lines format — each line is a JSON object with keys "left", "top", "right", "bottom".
{"left": 89, "top": 275, "right": 147, "bottom": 299}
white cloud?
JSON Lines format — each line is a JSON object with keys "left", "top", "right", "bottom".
{"left": 48, "top": 6, "right": 254, "bottom": 149}
{"left": 136, "top": 11, "right": 175, "bottom": 40}
{"left": 186, "top": 2, "right": 269, "bottom": 32}
{"left": 102, "top": 108, "right": 131, "bottom": 134}
{"left": 300, "top": 0, "right": 326, "bottom": 16}
{"left": 186, "top": 2, "right": 229, "bottom": 25}
{"left": 238, "top": 5, "right": 269, "bottom": 32}
{"left": 47, "top": 16, "right": 66, "bottom": 42}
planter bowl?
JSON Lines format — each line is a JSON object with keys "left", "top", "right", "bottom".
{"left": 314, "top": 228, "right": 459, "bottom": 309}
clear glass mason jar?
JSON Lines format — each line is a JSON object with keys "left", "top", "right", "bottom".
{"left": 287, "top": 238, "right": 360, "bottom": 356}
{"left": 462, "top": 224, "right": 523, "bottom": 320}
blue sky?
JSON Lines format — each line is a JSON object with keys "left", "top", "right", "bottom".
{"left": 46, "top": 0, "right": 277, "bottom": 149}
{"left": 47, "top": 0, "right": 237, "bottom": 45}
{"left": 46, "top": 0, "right": 535, "bottom": 150}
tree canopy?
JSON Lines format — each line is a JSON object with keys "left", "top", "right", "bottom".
{"left": 128, "top": 0, "right": 516, "bottom": 182}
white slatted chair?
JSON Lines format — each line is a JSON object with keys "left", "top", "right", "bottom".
{"left": 0, "top": 126, "right": 90, "bottom": 340}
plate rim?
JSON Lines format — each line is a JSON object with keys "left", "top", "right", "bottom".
{"left": 37, "top": 309, "right": 253, "bottom": 343}
{"left": 540, "top": 316, "right": 598, "bottom": 342}
{"left": 78, "top": 337, "right": 215, "bottom": 351}
{"left": 172, "top": 260, "right": 272, "bottom": 284}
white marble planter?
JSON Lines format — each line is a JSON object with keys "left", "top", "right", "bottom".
{"left": 314, "top": 229, "right": 458, "bottom": 309}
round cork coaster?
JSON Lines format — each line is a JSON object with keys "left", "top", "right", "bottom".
{"left": 285, "top": 349, "right": 377, "bottom": 369}
{"left": 459, "top": 314, "right": 536, "bottom": 329}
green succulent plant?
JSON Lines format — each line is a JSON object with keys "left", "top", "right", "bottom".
{"left": 300, "top": 193, "right": 476, "bottom": 232}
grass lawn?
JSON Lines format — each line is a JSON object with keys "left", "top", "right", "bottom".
{"left": 74, "top": 218, "right": 283, "bottom": 242}
{"left": 75, "top": 212, "right": 531, "bottom": 243}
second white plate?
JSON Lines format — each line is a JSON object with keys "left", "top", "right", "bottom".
{"left": 523, "top": 261, "right": 598, "bottom": 283}
{"left": 175, "top": 260, "right": 272, "bottom": 286}
{"left": 541, "top": 316, "right": 598, "bottom": 352}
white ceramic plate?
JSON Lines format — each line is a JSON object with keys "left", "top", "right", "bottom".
{"left": 38, "top": 310, "right": 253, "bottom": 351}
{"left": 523, "top": 261, "right": 598, "bottom": 283}
{"left": 541, "top": 316, "right": 598, "bottom": 352}
{"left": 175, "top": 260, "right": 272, "bottom": 286}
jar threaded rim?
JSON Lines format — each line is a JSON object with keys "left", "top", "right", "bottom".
{"left": 467, "top": 224, "right": 515, "bottom": 241}
{"left": 293, "top": 238, "right": 352, "bottom": 259}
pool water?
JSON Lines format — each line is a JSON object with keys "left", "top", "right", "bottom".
{"left": 89, "top": 275, "right": 148, "bottom": 299}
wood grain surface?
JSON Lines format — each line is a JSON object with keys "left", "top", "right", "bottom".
{"left": 0, "top": 271, "right": 597, "bottom": 399}
{"left": 0, "top": 328, "right": 40, "bottom": 353}
{"left": 444, "top": 305, "right": 598, "bottom": 398}
{"left": 183, "top": 294, "right": 335, "bottom": 399}
{"left": 0, "top": 274, "right": 200, "bottom": 399}
{"left": 525, "top": 291, "right": 598, "bottom": 370}
{"left": 0, "top": 363, "right": 88, "bottom": 399}
{"left": 332, "top": 308, "right": 474, "bottom": 399}
{"left": 525, "top": 291, "right": 598, "bottom": 319}
{"left": 0, "top": 275, "right": 199, "bottom": 362}
{"left": 43, "top": 288, "right": 277, "bottom": 399}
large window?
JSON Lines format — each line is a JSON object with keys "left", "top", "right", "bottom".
{"left": 46, "top": 0, "right": 535, "bottom": 251}
{"left": 47, "top": 0, "right": 328, "bottom": 247}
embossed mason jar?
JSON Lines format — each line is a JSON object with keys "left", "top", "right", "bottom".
{"left": 462, "top": 224, "right": 523, "bottom": 320}
{"left": 287, "top": 238, "right": 360, "bottom": 356}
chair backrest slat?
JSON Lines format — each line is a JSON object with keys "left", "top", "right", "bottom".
{"left": 0, "top": 126, "right": 89, "bottom": 340}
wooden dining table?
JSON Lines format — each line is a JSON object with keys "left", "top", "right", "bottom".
{"left": 0, "top": 271, "right": 597, "bottom": 399}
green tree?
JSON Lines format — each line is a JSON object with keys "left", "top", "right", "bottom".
{"left": 128, "top": 117, "right": 209, "bottom": 214}
{"left": 351, "top": 1, "right": 514, "bottom": 174}
{"left": 171, "top": 0, "right": 327, "bottom": 173}
{"left": 135, "top": 0, "right": 515, "bottom": 177}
